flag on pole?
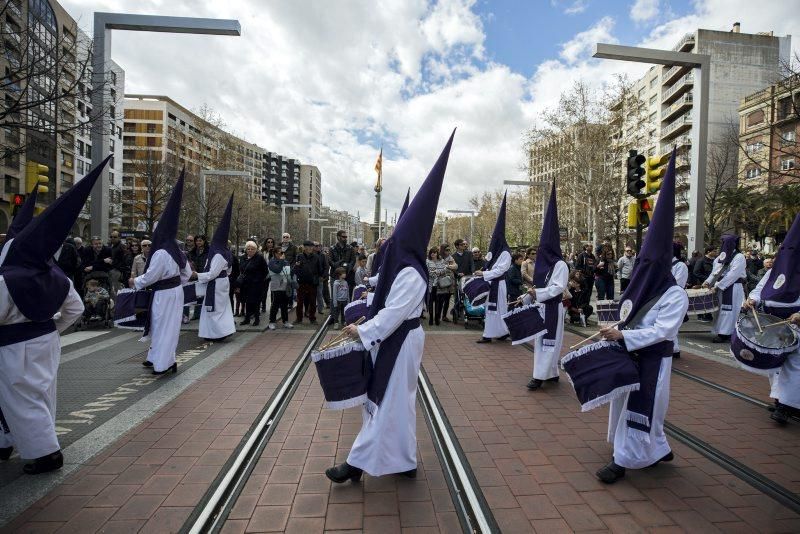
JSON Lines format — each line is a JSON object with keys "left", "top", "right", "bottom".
{"left": 374, "top": 148, "right": 382, "bottom": 177}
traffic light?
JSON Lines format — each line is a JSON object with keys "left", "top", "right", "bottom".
{"left": 627, "top": 201, "right": 638, "bottom": 229}
{"left": 645, "top": 153, "right": 670, "bottom": 195}
{"left": 12, "top": 194, "right": 24, "bottom": 216}
{"left": 638, "top": 197, "right": 653, "bottom": 227}
{"left": 26, "top": 161, "right": 49, "bottom": 194}
{"left": 626, "top": 149, "right": 646, "bottom": 198}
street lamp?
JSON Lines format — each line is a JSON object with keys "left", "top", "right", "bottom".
{"left": 447, "top": 209, "right": 477, "bottom": 246}
{"left": 504, "top": 180, "right": 549, "bottom": 219}
{"left": 307, "top": 218, "right": 327, "bottom": 240}
{"left": 281, "top": 203, "right": 312, "bottom": 236}
{"left": 91, "top": 12, "right": 241, "bottom": 242}
{"left": 592, "top": 42, "right": 710, "bottom": 253}
{"left": 321, "top": 225, "right": 338, "bottom": 246}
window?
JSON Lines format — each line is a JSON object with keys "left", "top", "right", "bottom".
{"left": 745, "top": 167, "right": 762, "bottom": 179}
{"left": 648, "top": 112, "right": 657, "bottom": 123}
{"left": 76, "top": 159, "right": 85, "bottom": 175}
{"left": 780, "top": 130, "right": 796, "bottom": 144}
{"left": 745, "top": 140, "right": 764, "bottom": 153}
{"left": 778, "top": 96, "right": 793, "bottom": 120}
{"left": 4, "top": 175, "right": 20, "bottom": 193}
{"left": 649, "top": 77, "right": 657, "bottom": 88}
{"left": 781, "top": 157, "right": 796, "bottom": 170}
{"left": 649, "top": 95, "right": 657, "bottom": 106}
{"left": 746, "top": 109, "right": 765, "bottom": 127}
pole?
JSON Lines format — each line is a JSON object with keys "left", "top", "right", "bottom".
{"left": 636, "top": 221, "right": 643, "bottom": 255}
{"left": 281, "top": 205, "right": 286, "bottom": 237}
{"left": 469, "top": 213, "right": 474, "bottom": 247}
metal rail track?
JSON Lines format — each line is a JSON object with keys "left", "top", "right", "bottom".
{"left": 182, "top": 317, "right": 333, "bottom": 534}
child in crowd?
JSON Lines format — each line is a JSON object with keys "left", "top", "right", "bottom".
{"left": 332, "top": 267, "right": 350, "bottom": 328}
{"left": 355, "top": 254, "right": 369, "bottom": 285}
{"left": 83, "top": 278, "right": 110, "bottom": 321}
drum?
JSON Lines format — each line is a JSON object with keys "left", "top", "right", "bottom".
{"left": 114, "top": 289, "right": 150, "bottom": 330}
{"left": 312, "top": 340, "right": 372, "bottom": 410}
{"left": 561, "top": 340, "right": 641, "bottom": 412}
{"left": 344, "top": 300, "right": 369, "bottom": 325}
{"left": 463, "top": 276, "right": 490, "bottom": 306}
{"left": 596, "top": 300, "right": 619, "bottom": 326}
{"left": 686, "top": 288, "right": 719, "bottom": 316}
{"left": 731, "top": 312, "right": 797, "bottom": 375}
{"left": 353, "top": 285, "right": 368, "bottom": 301}
{"left": 502, "top": 303, "right": 546, "bottom": 345}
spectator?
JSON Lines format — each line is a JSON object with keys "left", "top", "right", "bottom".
{"left": 260, "top": 237, "right": 276, "bottom": 312}
{"left": 507, "top": 252, "right": 525, "bottom": 302}
{"left": 229, "top": 242, "right": 240, "bottom": 312}
{"left": 366, "top": 238, "right": 385, "bottom": 275}
{"left": 521, "top": 247, "right": 536, "bottom": 287}
{"left": 617, "top": 246, "right": 636, "bottom": 292}
{"left": 54, "top": 238, "right": 80, "bottom": 281}
{"left": 127, "top": 239, "right": 141, "bottom": 272}
{"left": 331, "top": 267, "right": 350, "bottom": 328}
{"left": 756, "top": 257, "right": 774, "bottom": 281}
{"left": 693, "top": 246, "right": 717, "bottom": 321}
{"left": 330, "top": 230, "right": 356, "bottom": 292}
{"left": 107, "top": 230, "right": 127, "bottom": 296}
{"left": 687, "top": 250, "right": 702, "bottom": 285}
{"left": 187, "top": 235, "right": 209, "bottom": 320}
{"left": 438, "top": 243, "right": 458, "bottom": 322}
{"left": 575, "top": 244, "right": 596, "bottom": 297}
{"left": 130, "top": 239, "right": 150, "bottom": 281}
{"left": 452, "top": 238, "right": 475, "bottom": 279}
{"left": 81, "top": 236, "right": 112, "bottom": 274}
{"left": 472, "top": 247, "right": 485, "bottom": 271}
{"left": 267, "top": 247, "right": 292, "bottom": 329}
{"left": 594, "top": 249, "right": 616, "bottom": 300}
{"left": 280, "top": 233, "right": 298, "bottom": 264}
{"left": 354, "top": 254, "right": 369, "bottom": 286}
{"left": 745, "top": 249, "right": 763, "bottom": 293}
{"left": 294, "top": 240, "right": 322, "bottom": 324}
{"left": 82, "top": 278, "right": 110, "bottom": 321}
{"left": 313, "top": 242, "right": 330, "bottom": 315}
{"left": 565, "top": 270, "right": 593, "bottom": 326}
{"left": 426, "top": 248, "right": 449, "bottom": 326}
{"left": 237, "top": 241, "right": 268, "bottom": 326}
{"left": 183, "top": 234, "right": 195, "bottom": 253}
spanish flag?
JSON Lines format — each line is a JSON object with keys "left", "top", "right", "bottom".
{"left": 374, "top": 148, "right": 382, "bottom": 177}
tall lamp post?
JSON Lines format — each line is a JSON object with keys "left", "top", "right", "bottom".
{"left": 321, "top": 226, "right": 338, "bottom": 246}
{"left": 307, "top": 218, "right": 327, "bottom": 240}
{"left": 447, "top": 209, "right": 476, "bottom": 246}
{"left": 91, "top": 13, "right": 241, "bottom": 242}
{"left": 592, "top": 42, "right": 710, "bottom": 253}
{"left": 280, "top": 203, "right": 311, "bottom": 237}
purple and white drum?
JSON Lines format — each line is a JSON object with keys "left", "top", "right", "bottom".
{"left": 353, "top": 285, "right": 368, "bottom": 301}
{"left": 561, "top": 340, "right": 640, "bottom": 412}
{"left": 731, "top": 312, "right": 797, "bottom": 375}
{"left": 686, "top": 288, "right": 719, "bottom": 316}
{"left": 114, "top": 289, "right": 150, "bottom": 329}
{"left": 502, "top": 303, "right": 546, "bottom": 345}
{"left": 596, "top": 300, "right": 619, "bottom": 326}
{"left": 463, "top": 276, "right": 490, "bottom": 306}
{"left": 312, "top": 340, "right": 372, "bottom": 410}
{"left": 344, "top": 300, "right": 369, "bottom": 325}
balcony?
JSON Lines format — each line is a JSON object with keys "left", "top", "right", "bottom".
{"left": 673, "top": 32, "right": 695, "bottom": 53}
{"left": 7, "top": 1, "right": 23, "bottom": 21}
{"left": 662, "top": 73, "right": 694, "bottom": 105}
{"left": 660, "top": 113, "right": 692, "bottom": 141}
{"left": 661, "top": 64, "right": 689, "bottom": 86}
{"left": 661, "top": 135, "right": 691, "bottom": 154}
{"left": 662, "top": 93, "right": 693, "bottom": 123}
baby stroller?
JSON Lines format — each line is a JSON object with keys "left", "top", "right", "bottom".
{"left": 75, "top": 271, "right": 114, "bottom": 330}
{"left": 459, "top": 276, "right": 485, "bottom": 329}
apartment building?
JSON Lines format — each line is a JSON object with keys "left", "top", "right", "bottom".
{"left": 299, "top": 164, "right": 322, "bottom": 216}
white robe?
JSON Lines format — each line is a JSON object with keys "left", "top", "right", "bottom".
{"left": 0, "top": 276, "right": 83, "bottom": 458}
{"left": 197, "top": 254, "right": 235, "bottom": 340}
{"left": 134, "top": 249, "right": 192, "bottom": 372}
{"left": 348, "top": 267, "right": 426, "bottom": 476}
{"left": 531, "top": 261, "right": 568, "bottom": 380}
{"left": 482, "top": 250, "right": 511, "bottom": 339}
{"left": 705, "top": 253, "right": 746, "bottom": 336}
{"left": 749, "top": 270, "right": 800, "bottom": 408}
{"left": 609, "top": 285, "right": 688, "bottom": 469}
{"left": 671, "top": 260, "right": 689, "bottom": 354}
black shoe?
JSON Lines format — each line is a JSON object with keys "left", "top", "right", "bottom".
{"left": 648, "top": 451, "right": 674, "bottom": 467}
{"left": 325, "top": 462, "right": 363, "bottom": 483}
{"left": 476, "top": 337, "right": 492, "bottom": 344}
{"left": 596, "top": 461, "right": 625, "bottom": 484}
{"left": 772, "top": 404, "right": 790, "bottom": 425}
{"left": 527, "top": 379, "right": 543, "bottom": 390}
{"left": 545, "top": 376, "right": 560, "bottom": 383}
{"left": 23, "top": 450, "right": 63, "bottom": 475}
{"left": 711, "top": 335, "right": 730, "bottom": 344}
{"left": 497, "top": 334, "right": 510, "bottom": 341}
{"left": 400, "top": 468, "right": 417, "bottom": 478}
{"left": 252, "top": 318, "right": 260, "bottom": 327}
{"left": 0, "top": 447, "right": 12, "bottom": 461}
{"left": 153, "top": 363, "right": 178, "bottom": 375}
{"left": 142, "top": 360, "right": 153, "bottom": 368}
{"left": 673, "top": 352, "right": 681, "bottom": 359}
{"left": 240, "top": 319, "right": 251, "bottom": 326}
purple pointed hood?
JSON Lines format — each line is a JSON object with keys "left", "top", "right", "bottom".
{"left": 761, "top": 213, "right": 800, "bottom": 304}
{"left": 207, "top": 193, "right": 234, "bottom": 268}
{"left": 373, "top": 188, "right": 411, "bottom": 277}
{"left": 718, "top": 234, "right": 740, "bottom": 266}
{"left": 399, "top": 188, "right": 410, "bottom": 221}
{"left": 368, "top": 130, "right": 455, "bottom": 319}
{"left": 1, "top": 156, "right": 111, "bottom": 321}
{"left": 6, "top": 184, "right": 39, "bottom": 240}
{"left": 146, "top": 169, "right": 187, "bottom": 271}
{"left": 533, "top": 181, "right": 562, "bottom": 287}
{"left": 617, "top": 149, "right": 677, "bottom": 327}
{"left": 485, "top": 191, "right": 510, "bottom": 270}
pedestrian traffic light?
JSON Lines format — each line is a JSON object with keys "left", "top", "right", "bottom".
{"left": 26, "top": 161, "right": 49, "bottom": 194}
{"left": 626, "top": 149, "right": 646, "bottom": 198}
{"left": 638, "top": 197, "right": 653, "bottom": 227}
{"left": 12, "top": 193, "right": 24, "bottom": 216}
{"left": 645, "top": 153, "right": 670, "bottom": 195}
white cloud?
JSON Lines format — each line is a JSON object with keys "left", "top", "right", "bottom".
{"left": 631, "top": 0, "right": 660, "bottom": 23}
{"left": 559, "top": 16, "right": 617, "bottom": 64}
{"left": 551, "top": 0, "right": 590, "bottom": 15}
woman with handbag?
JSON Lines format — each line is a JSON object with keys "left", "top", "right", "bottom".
{"left": 438, "top": 244, "right": 458, "bottom": 322}
{"left": 426, "top": 248, "right": 454, "bottom": 326}
{"left": 236, "top": 241, "right": 267, "bottom": 326}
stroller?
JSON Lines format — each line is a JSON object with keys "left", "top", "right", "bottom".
{"left": 458, "top": 276, "right": 485, "bottom": 329}
{"left": 75, "top": 271, "right": 114, "bottom": 330}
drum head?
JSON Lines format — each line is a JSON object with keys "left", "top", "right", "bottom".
{"left": 737, "top": 313, "right": 797, "bottom": 350}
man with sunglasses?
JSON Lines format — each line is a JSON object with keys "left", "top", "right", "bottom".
{"left": 330, "top": 230, "right": 357, "bottom": 293}
{"left": 617, "top": 247, "right": 636, "bottom": 292}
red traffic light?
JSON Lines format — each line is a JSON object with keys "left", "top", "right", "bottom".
{"left": 640, "top": 198, "right": 652, "bottom": 211}
{"left": 13, "top": 193, "right": 24, "bottom": 206}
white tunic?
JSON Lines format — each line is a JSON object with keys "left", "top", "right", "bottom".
{"left": 671, "top": 260, "right": 689, "bottom": 354}
{"left": 749, "top": 269, "right": 800, "bottom": 408}
{"left": 348, "top": 267, "right": 426, "bottom": 476}
{"left": 609, "top": 285, "right": 688, "bottom": 469}
{"left": 705, "top": 253, "right": 746, "bottom": 336}
{"left": 134, "top": 249, "right": 192, "bottom": 372}
{"left": 197, "top": 254, "right": 235, "bottom": 340}
{"left": 531, "top": 261, "right": 568, "bottom": 380}
{"left": 0, "top": 276, "right": 83, "bottom": 458}
{"left": 482, "top": 251, "right": 511, "bottom": 339}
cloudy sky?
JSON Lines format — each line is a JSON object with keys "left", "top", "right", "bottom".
{"left": 62, "top": 0, "right": 798, "bottom": 221}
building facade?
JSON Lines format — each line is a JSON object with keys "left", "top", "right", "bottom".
{"left": 299, "top": 164, "right": 322, "bottom": 217}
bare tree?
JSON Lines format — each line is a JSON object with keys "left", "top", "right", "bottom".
{"left": 703, "top": 122, "right": 741, "bottom": 244}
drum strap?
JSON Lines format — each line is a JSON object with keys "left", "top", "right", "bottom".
{"left": 142, "top": 275, "right": 182, "bottom": 337}
{"left": 763, "top": 304, "right": 800, "bottom": 319}
{"left": 0, "top": 319, "right": 57, "bottom": 347}
{"left": 204, "top": 269, "right": 230, "bottom": 312}
{"left": 488, "top": 277, "right": 501, "bottom": 312}
{"left": 624, "top": 339, "right": 672, "bottom": 442}
{"left": 366, "top": 317, "right": 421, "bottom": 415}
{"left": 541, "top": 267, "right": 562, "bottom": 351}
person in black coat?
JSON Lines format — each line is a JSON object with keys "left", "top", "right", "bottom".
{"left": 54, "top": 239, "right": 80, "bottom": 280}
{"left": 329, "top": 230, "right": 357, "bottom": 292}
{"left": 229, "top": 244, "right": 241, "bottom": 312}
{"left": 188, "top": 235, "right": 209, "bottom": 320}
{"left": 506, "top": 252, "right": 525, "bottom": 302}
{"left": 237, "top": 241, "right": 267, "bottom": 326}
{"left": 80, "top": 237, "right": 112, "bottom": 274}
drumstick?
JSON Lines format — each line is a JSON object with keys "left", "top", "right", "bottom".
{"left": 763, "top": 319, "right": 791, "bottom": 329}
{"left": 568, "top": 320, "right": 623, "bottom": 350}
{"left": 319, "top": 317, "right": 366, "bottom": 351}
{"left": 751, "top": 307, "right": 764, "bottom": 334}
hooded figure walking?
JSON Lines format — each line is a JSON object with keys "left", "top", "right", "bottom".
{"left": 703, "top": 233, "right": 746, "bottom": 343}
{"left": 197, "top": 194, "right": 236, "bottom": 341}
{"left": 0, "top": 158, "right": 109, "bottom": 474}
{"left": 326, "top": 131, "right": 455, "bottom": 483}
{"left": 476, "top": 192, "right": 511, "bottom": 343}
{"left": 596, "top": 150, "right": 689, "bottom": 484}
